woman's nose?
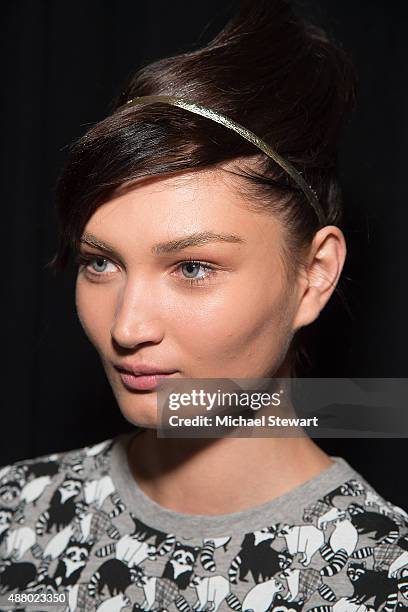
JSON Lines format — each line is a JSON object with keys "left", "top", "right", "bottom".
{"left": 110, "top": 280, "right": 164, "bottom": 349}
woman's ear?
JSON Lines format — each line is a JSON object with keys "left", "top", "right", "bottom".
{"left": 292, "top": 225, "right": 347, "bottom": 332}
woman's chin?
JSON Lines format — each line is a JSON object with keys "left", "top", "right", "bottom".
{"left": 117, "top": 395, "right": 160, "bottom": 429}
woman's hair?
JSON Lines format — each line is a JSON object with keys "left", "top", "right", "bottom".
{"left": 48, "top": 0, "right": 358, "bottom": 376}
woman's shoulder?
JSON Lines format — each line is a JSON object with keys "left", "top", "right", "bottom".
{"left": 0, "top": 436, "right": 118, "bottom": 510}
{"left": 319, "top": 457, "right": 408, "bottom": 530}
{"left": 316, "top": 458, "right": 408, "bottom": 551}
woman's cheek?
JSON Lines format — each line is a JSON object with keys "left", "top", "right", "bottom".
{"left": 75, "top": 280, "right": 113, "bottom": 349}
{"left": 182, "top": 282, "right": 290, "bottom": 373}
{"left": 168, "top": 283, "right": 263, "bottom": 353}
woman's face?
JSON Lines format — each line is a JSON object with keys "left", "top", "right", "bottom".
{"left": 75, "top": 166, "right": 311, "bottom": 428}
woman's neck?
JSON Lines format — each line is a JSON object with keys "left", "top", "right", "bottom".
{"left": 127, "top": 427, "right": 333, "bottom": 515}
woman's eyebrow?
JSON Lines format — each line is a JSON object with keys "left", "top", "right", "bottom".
{"left": 152, "top": 231, "right": 245, "bottom": 254}
{"left": 80, "top": 233, "right": 119, "bottom": 256}
{"left": 80, "top": 231, "right": 245, "bottom": 256}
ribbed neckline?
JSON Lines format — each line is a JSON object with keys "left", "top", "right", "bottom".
{"left": 110, "top": 429, "right": 359, "bottom": 539}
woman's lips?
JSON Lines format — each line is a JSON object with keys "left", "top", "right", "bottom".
{"left": 118, "top": 371, "right": 177, "bottom": 391}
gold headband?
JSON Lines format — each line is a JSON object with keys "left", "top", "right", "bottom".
{"left": 125, "top": 94, "right": 324, "bottom": 224}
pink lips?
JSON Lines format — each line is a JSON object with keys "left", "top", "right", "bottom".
{"left": 114, "top": 364, "right": 178, "bottom": 391}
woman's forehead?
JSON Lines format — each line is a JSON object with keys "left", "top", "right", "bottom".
{"left": 85, "top": 167, "right": 282, "bottom": 244}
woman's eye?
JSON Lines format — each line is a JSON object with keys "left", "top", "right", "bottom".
{"left": 76, "top": 254, "right": 117, "bottom": 277}
{"left": 88, "top": 256, "right": 116, "bottom": 274}
{"left": 180, "top": 261, "right": 205, "bottom": 279}
{"left": 177, "top": 260, "right": 216, "bottom": 285}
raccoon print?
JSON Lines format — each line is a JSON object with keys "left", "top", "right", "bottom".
{"left": 365, "top": 491, "right": 408, "bottom": 526}
{"left": 85, "top": 438, "right": 116, "bottom": 471}
{"left": 0, "top": 479, "right": 23, "bottom": 506}
{"left": 189, "top": 573, "right": 241, "bottom": 612}
{"left": 78, "top": 506, "right": 121, "bottom": 546}
{"left": 39, "top": 539, "right": 93, "bottom": 589}
{"left": 95, "top": 532, "right": 157, "bottom": 566}
{"left": 303, "top": 499, "right": 332, "bottom": 525}
{"left": 270, "top": 593, "right": 304, "bottom": 611}
{"left": 83, "top": 475, "right": 116, "bottom": 510}
{"left": 199, "top": 536, "right": 231, "bottom": 572}
{"left": 0, "top": 464, "right": 27, "bottom": 494}
{"left": 60, "top": 452, "right": 88, "bottom": 477}
{"left": 61, "top": 439, "right": 114, "bottom": 476}
{"left": 303, "top": 501, "right": 346, "bottom": 531}
{"left": 241, "top": 576, "right": 284, "bottom": 612}
{"left": 0, "top": 462, "right": 27, "bottom": 484}
{"left": 319, "top": 519, "right": 358, "bottom": 577}
{"left": 0, "top": 458, "right": 59, "bottom": 510}
{"left": 24, "top": 459, "right": 60, "bottom": 481}
{"left": 278, "top": 567, "right": 336, "bottom": 605}
{"left": 2, "top": 525, "right": 36, "bottom": 561}
{"left": 306, "top": 597, "right": 375, "bottom": 612}
{"left": 162, "top": 541, "right": 201, "bottom": 590}
{"left": 352, "top": 533, "right": 408, "bottom": 577}
{"left": 322, "top": 480, "right": 365, "bottom": 507}
{"left": 277, "top": 524, "right": 324, "bottom": 567}
{"left": 13, "top": 459, "right": 60, "bottom": 518}
{"left": 347, "top": 503, "right": 400, "bottom": 543}
{"left": 65, "top": 581, "right": 97, "bottom": 612}
{"left": 134, "top": 566, "right": 190, "bottom": 612}
{"left": 60, "top": 442, "right": 102, "bottom": 478}
{"left": 228, "top": 525, "right": 282, "bottom": 584}
{"left": 35, "top": 477, "right": 83, "bottom": 535}
{"left": 88, "top": 558, "right": 141, "bottom": 598}
{"left": 0, "top": 559, "right": 38, "bottom": 594}
{"left": 398, "top": 568, "right": 408, "bottom": 600}
{"left": 346, "top": 560, "right": 399, "bottom": 610}
{"left": 95, "top": 592, "right": 131, "bottom": 612}
{"left": 129, "top": 513, "right": 176, "bottom": 555}
{"left": 0, "top": 507, "right": 14, "bottom": 546}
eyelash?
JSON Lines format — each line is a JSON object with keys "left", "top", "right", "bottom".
{"left": 75, "top": 253, "right": 218, "bottom": 287}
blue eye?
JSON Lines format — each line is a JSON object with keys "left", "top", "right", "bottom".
{"left": 86, "top": 256, "right": 116, "bottom": 275}
{"left": 180, "top": 261, "right": 207, "bottom": 279}
{"left": 75, "top": 253, "right": 117, "bottom": 277}
{"left": 90, "top": 256, "right": 110, "bottom": 273}
{"left": 177, "top": 260, "right": 217, "bottom": 286}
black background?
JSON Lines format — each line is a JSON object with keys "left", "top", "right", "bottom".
{"left": 1, "top": 1, "right": 407, "bottom": 506}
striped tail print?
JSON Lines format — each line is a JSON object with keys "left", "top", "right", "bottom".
{"left": 62, "top": 455, "right": 86, "bottom": 475}
{"left": 383, "top": 591, "right": 399, "bottom": 611}
{"left": 380, "top": 530, "right": 400, "bottom": 544}
{"left": 320, "top": 548, "right": 348, "bottom": 576}
{"left": 226, "top": 592, "right": 242, "bottom": 611}
{"left": 200, "top": 539, "right": 216, "bottom": 572}
{"left": 351, "top": 546, "right": 374, "bottom": 559}
{"left": 87, "top": 570, "right": 100, "bottom": 597}
{"left": 317, "top": 583, "right": 336, "bottom": 602}
{"left": 95, "top": 542, "right": 116, "bottom": 558}
{"left": 308, "top": 607, "right": 375, "bottom": 612}
{"left": 175, "top": 593, "right": 192, "bottom": 612}
{"left": 319, "top": 543, "right": 336, "bottom": 561}
{"left": 106, "top": 523, "right": 120, "bottom": 540}
{"left": 109, "top": 492, "right": 125, "bottom": 518}
{"left": 35, "top": 511, "right": 49, "bottom": 536}
{"left": 228, "top": 554, "right": 242, "bottom": 584}
{"left": 157, "top": 533, "right": 176, "bottom": 556}
{"left": 36, "top": 554, "right": 52, "bottom": 583}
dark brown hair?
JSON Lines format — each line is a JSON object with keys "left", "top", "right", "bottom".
{"left": 48, "top": 0, "right": 358, "bottom": 375}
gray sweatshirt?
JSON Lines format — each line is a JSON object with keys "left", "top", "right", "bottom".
{"left": 0, "top": 429, "right": 407, "bottom": 612}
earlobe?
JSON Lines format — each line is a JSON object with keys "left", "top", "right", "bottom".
{"left": 292, "top": 283, "right": 322, "bottom": 332}
{"left": 291, "top": 226, "right": 347, "bottom": 332}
